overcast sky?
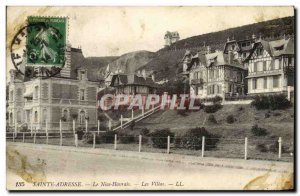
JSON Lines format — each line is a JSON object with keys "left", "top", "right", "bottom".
{"left": 7, "top": 6, "right": 293, "bottom": 72}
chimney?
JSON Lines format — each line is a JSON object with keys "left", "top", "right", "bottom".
{"left": 151, "top": 74, "right": 155, "bottom": 82}
{"left": 228, "top": 51, "right": 233, "bottom": 64}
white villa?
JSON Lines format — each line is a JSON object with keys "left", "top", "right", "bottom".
{"left": 245, "top": 37, "right": 294, "bottom": 95}
{"left": 7, "top": 46, "right": 99, "bottom": 132}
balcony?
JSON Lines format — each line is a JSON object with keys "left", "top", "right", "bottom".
{"left": 247, "top": 69, "right": 283, "bottom": 78}
{"left": 191, "top": 79, "right": 203, "bottom": 85}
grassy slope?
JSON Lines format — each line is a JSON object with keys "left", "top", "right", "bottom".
{"left": 135, "top": 104, "right": 294, "bottom": 138}
{"left": 134, "top": 104, "right": 294, "bottom": 161}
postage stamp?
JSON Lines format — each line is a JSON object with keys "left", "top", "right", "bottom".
{"left": 26, "top": 16, "right": 66, "bottom": 67}
{"left": 10, "top": 16, "right": 67, "bottom": 78}
{"left": 6, "top": 6, "right": 295, "bottom": 191}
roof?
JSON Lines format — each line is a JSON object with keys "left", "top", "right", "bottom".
{"left": 189, "top": 51, "right": 246, "bottom": 71}
{"left": 164, "top": 31, "right": 179, "bottom": 38}
{"left": 110, "top": 74, "right": 157, "bottom": 88}
{"left": 248, "top": 38, "right": 294, "bottom": 59}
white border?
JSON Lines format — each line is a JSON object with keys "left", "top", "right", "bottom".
{"left": 1, "top": 1, "right": 299, "bottom": 195}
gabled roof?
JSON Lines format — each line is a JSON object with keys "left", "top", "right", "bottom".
{"left": 247, "top": 38, "right": 294, "bottom": 60}
{"left": 190, "top": 51, "right": 245, "bottom": 71}
{"left": 110, "top": 74, "right": 157, "bottom": 88}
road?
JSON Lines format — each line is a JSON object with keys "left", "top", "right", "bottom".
{"left": 6, "top": 143, "right": 293, "bottom": 190}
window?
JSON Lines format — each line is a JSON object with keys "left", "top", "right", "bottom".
{"left": 253, "top": 62, "right": 257, "bottom": 72}
{"left": 34, "top": 86, "right": 39, "bottom": 99}
{"left": 9, "top": 113, "right": 13, "bottom": 124}
{"left": 257, "top": 48, "right": 264, "bottom": 56}
{"left": 17, "top": 111, "right": 21, "bottom": 123}
{"left": 263, "top": 61, "right": 267, "bottom": 71}
{"left": 80, "top": 89, "right": 85, "bottom": 100}
{"left": 10, "top": 90, "right": 13, "bottom": 101}
{"left": 252, "top": 79, "right": 257, "bottom": 90}
{"left": 264, "top": 77, "right": 268, "bottom": 89}
{"left": 273, "top": 76, "right": 279, "bottom": 88}
{"left": 79, "top": 110, "right": 85, "bottom": 125}
{"left": 42, "top": 109, "right": 47, "bottom": 123}
{"left": 34, "top": 111, "right": 38, "bottom": 123}
{"left": 63, "top": 109, "right": 68, "bottom": 121}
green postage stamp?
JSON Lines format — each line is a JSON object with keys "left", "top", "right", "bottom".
{"left": 26, "top": 16, "right": 66, "bottom": 67}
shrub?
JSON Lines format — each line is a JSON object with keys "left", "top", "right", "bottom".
{"left": 176, "top": 127, "right": 219, "bottom": 150}
{"left": 273, "top": 112, "right": 281, "bottom": 117}
{"left": 150, "top": 129, "right": 175, "bottom": 148}
{"left": 102, "top": 131, "right": 117, "bottom": 143}
{"left": 226, "top": 115, "right": 235, "bottom": 124}
{"left": 251, "top": 124, "right": 268, "bottom": 136}
{"left": 238, "top": 106, "right": 244, "bottom": 111}
{"left": 204, "top": 103, "right": 222, "bottom": 113}
{"left": 251, "top": 94, "right": 291, "bottom": 110}
{"left": 212, "top": 96, "right": 223, "bottom": 104}
{"left": 269, "top": 94, "right": 291, "bottom": 110}
{"left": 129, "top": 120, "right": 135, "bottom": 130}
{"left": 265, "top": 112, "right": 271, "bottom": 118}
{"left": 177, "top": 109, "right": 188, "bottom": 116}
{"left": 140, "top": 128, "right": 150, "bottom": 136}
{"left": 82, "top": 132, "right": 102, "bottom": 144}
{"left": 256, "top": 144, "right": 268, "bottom": 152}
{"left": 207, "top": 114, "right": 217, "bottom": 124}
{"left": 76, "top": 129, "right": 85, "bottom": 140}
{"left": 118, "top": 132, "right": 135, "bottom": 144}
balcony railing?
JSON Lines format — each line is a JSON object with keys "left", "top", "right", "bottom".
{"left": 248, "top": 69, "right": 282, "bottom": 76}
{"left": 191, "top": 79, "right": 203, "bottom": 85}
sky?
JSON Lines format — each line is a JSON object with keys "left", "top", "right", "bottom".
{"left": 6, "top": 6, "right": 294, "bottom": 74}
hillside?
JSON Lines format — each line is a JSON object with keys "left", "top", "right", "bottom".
{"left": 140, "top": 16, "right": 295, "bottom": 82}
{"left": 108, "top": 50, "right": 156, "bottom": 74}
{"left": 85, "top": 56, "right": 119, "bottom": 81}
{"left": 133, "top": 104, "right": 294, "bottom": 161}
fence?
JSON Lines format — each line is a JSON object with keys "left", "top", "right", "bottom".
{"left": 6, "top": 132, "right": 293, "bottom": 162}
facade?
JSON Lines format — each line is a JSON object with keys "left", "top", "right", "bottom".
{"left": 223, "top": 35, "right": 256, "bottom": 69}
{"left": 110, "top": 73, "right": 157, "bottom": 95}
{"left": 183, "top": 48, "right": 247, "bottom": 99}
{"left": 164, "top": 31, "right": 180, "bottom": 47}
{"left": 7, "top": 47, "right": 98, "bottom": 132}
{"left": 245, "top": 38, "right": 294, "bottom": 95}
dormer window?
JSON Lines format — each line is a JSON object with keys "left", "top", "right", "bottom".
{"left": 274, "top": 45, "right": 284, "bottom": 51}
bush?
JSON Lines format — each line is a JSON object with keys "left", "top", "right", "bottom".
{"left": 140, "top": 128, "right": 150, "bottom": 136}
{"left": 150, "top": 129, "right": 175, "bottom": 148}
{"left": 256, "top": 144, "right": 268, "bottom": 152}
{"left": 251, "top": 94, "right": 291, "bottom": 110}
{"left": 226, "top": 115, "right": 235, "bottom": 124}
{"left": 82, "top": 132, "right": 102, "bottom": 144}
{"left": 204, "top": 104, "right": 222, "bottom": 113}
{"left": 102, "top": 131, "right": 117, "bottom": 143}
{"left": 118, "top": 133, "right": 135, "bottom": 144}
{"left": 251, "top": 124, "right": 268, "bottom": 136}
{"left": 212, "top": 96, "right": 223, "bottom": 104}
{"left": 238, "top": 106, "right": 244, "bottom": 111}
{"left": 207, "top": 114, "right": 217, "bottom": 124}
{"left": 177, "top": 109, "right": 188, "bottom": 117}
{"left": 175, "top": 127, "right": 219, "bottom": 150}
{"left": 265, "top": 112, "right": 271, "bottom": 118}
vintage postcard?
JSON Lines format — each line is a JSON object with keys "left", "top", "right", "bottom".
{"left": 6, "top": 6, "right": 295, "bottom": 191}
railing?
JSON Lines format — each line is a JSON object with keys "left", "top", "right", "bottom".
{"left": 51, "top": 98, "right": 96, "bottom": 106}
{"left": 248, "top": 69, "right": 282, "bottom": 76}
{"left": 191, "top": 79, "right": 203, "bottom": 85}
{"left": 6, "top": 133, "right": 293, "bottom": 162}
{"left": 112, "top": 105, "right": 161, "bottom": 131}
